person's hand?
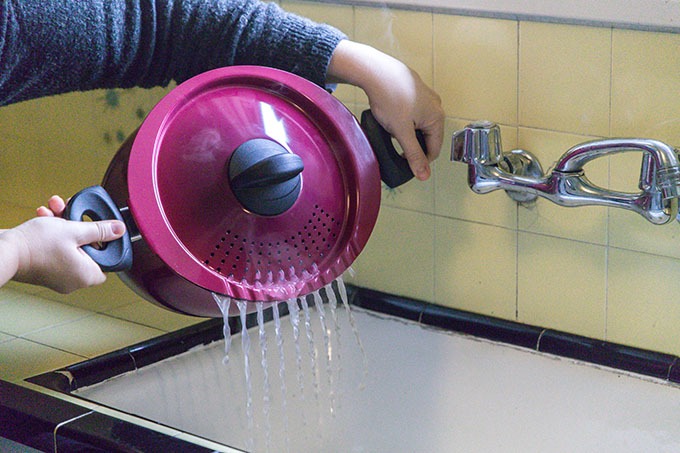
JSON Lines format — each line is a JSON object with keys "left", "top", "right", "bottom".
{"left": 36, "top": 194, "right": 68, "bottom": 217}
{"left": 327, "top": 40, "right": 445, "bottom": 181}
{"left": 0, "top": 196, "right": 126, "bottom": 293}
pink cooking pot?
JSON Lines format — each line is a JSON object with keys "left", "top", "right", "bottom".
{"left": 64, "top": 66, "right": 425, "bottom": 317}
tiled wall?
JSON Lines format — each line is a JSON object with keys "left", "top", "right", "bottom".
{"left": 280, "top": 1, "right": 680, "bottom": 356}
{"left": 2, "top": 2, "right": 680, "bottom": 356}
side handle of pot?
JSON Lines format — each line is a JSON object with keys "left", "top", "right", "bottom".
{"left": 360, "top": 109, "right": 428, "bottom": 189}
{"left": 63, "top": 185, "right": 133, "bottom": 272}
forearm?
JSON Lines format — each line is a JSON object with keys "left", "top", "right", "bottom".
{"left": 0, "top": 0, "right": 345, "bottom": 105}
{"left": 327, "top": 40, "right": 408, "bottom": 94}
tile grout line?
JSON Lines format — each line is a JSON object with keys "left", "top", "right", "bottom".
{"left": 4, "top": 334, "right": 91, "bottom": 364}
{"left": 666, "top": 357, "right": 678, "bottom": 381}
{"left": 535, "top": 328, "right": 548, "bottom": 351}
{"left": 430, "top": 8, "right": 438, "bottom": 307}
{"left": 515, "top": 19, "right": 521, "bottom": 321}
{"left": 603, "top": 27, "right": 614, "bottom": 343}
{"left": 15, "top": 312, "right": 99, "bottom": 340}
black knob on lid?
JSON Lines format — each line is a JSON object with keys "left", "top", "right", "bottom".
{"left": 228, "top": 138, "right": 304, "bottom": 216}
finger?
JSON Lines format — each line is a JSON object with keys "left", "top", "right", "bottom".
{"left": 36, "top": 206, "right": 55, "bottom": 217}
{"left": 95, "top": 220, "right": 126, "bottom": 244}
{"left": 73, "top": 220, "right": 126, "bottom": 246}
{"left": 58, "top": 259, "right": 108, "bottom": 293}
{"left": 67, "top": 263, "right": 107, "bottom": 292}
{"left": 393, "top": 130, "right": 431, "bottom": 181}
{"left": 47, "top": 195, "right": 67, "bottom": 216}
{"left": 420, "top": 120, "right": 444, "bottom": 164}
{"left": 79, "top": 260, "right": 108, "bottom": 286}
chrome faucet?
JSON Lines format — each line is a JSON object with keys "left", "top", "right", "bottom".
{"left": 451, "top": 121, "right": 680, "bottom": 225}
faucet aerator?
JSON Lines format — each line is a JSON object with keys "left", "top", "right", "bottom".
{"left": 657, "top": 166, "right": 680, "bottom": 200}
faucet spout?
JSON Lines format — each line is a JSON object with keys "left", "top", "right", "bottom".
{"left": 554, "top": 138, "right": 680, "bottom": 200}
{"left": 451, "top": 122, "right": 680, "bottom": 225}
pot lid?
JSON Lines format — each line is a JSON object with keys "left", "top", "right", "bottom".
{"left": 127, "top": 66, "right": 381, "bottom": 302}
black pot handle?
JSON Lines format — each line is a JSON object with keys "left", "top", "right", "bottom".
{"left": 360, "top": 109, "right": 428, "bottom": 188}
{"left": 63, "top": 185, "right": 133, "bottom": 272}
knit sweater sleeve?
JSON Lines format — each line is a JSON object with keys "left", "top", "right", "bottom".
{"left": 0, "top": 0, "right": 346, "bottom": 105}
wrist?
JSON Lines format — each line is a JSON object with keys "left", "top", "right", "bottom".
{"left": 0, "top": 229, "right": 23, "bottom": 287}
{"left": 327, "top": 40, "right": 399, "bottom": 90}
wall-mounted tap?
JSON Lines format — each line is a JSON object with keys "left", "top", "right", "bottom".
{"left": 451, "top": 122, "right": 680, "bottom": 225}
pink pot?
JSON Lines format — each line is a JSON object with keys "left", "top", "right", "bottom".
{"left": 64, "top": 66, "right": 424, "bottom": 317}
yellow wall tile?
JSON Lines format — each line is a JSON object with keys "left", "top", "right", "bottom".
{"left": 433, "top": 15, "right": 517, "bottom": 124}
{"left": 104, "top": 300, "right": 207, "bottom": 332}
{"left": 608, "top": 248, "right": 680, "bottom": 356}
{"left": 611, "top": 29, "right": 680, "bottom": 143}
{"left": 519, "top": 22, "right": 611, "bottom": 136}
{"left": 350, "top": 205, "right": 435, "bottom": 302}
{"left": 23, "top": 314, "right": 163, "bottom": 358}
{"left": 0, "top": 87, "right": 169, "bottom": 208}
{"left": 0, "top": 338, "right": 82, "bottom": 383}
{"left": 381, "top": 174, "right": 435, "bottom": 214}
{"left": 355, "top": 7, "right": 433, "bottom": 104}
{"left": 518, "top": 232, "right": 606, "bottom": 339}
{"left": 0, "top": 296, "right": 90, "bottom": 336}
{"left": 1, "top": 281, "right": 44, "bottom": 297}
{"left": 35, "top": 275, "right": 148, "bottom": 313}
{"left": 608, "top": 150, "right": 652, "bottom": 194}
{"left": 609, "top": 210, "right": 680, "bottom": 259}
{"left": 0, "top": 203, "right": 34, "bottom": 229}
{"left": 88, "top": 87, "right": 171, "bottom": 177}
{"left": 0, "top": 93, "right": 100, "bottom": 207}
{"left": 434, "top": 217, "right": 517, "bottom": 320}
{"left": 281, "top": 0, "right": 354, "bottom": 36}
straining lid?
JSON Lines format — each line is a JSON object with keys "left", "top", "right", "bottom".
{"left": 127, "top": 66, "right": 381, "bottom": 302}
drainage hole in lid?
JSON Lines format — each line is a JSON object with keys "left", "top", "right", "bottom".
{"left": 206, "top": 205, "right": 342, "bottom": 281}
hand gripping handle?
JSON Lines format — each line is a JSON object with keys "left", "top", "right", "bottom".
{"left": 361, "top": 109, "right": 428, "bottom": 188}
{"left": 63, "top": 185, "right": 133, "bottom": 272}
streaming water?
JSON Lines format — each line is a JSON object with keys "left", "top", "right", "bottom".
{"left": 337, "top": 277, "right": 368, "bottom": 387}
{"left": 236, "top": 299, "right": 254, "bottom": 451}
{"left": 325, "top": 283, "right": 343, "bottom": 408}
{"left": 300, "top": 295, "right": 321, "bottom": 413}
{"left": 286, "top": 297, "right": 308, "bottom": 432}
{"left": 256, "top": 302, "right": 272, "bottom": 452}
{"left": 214, "top": 276, "right": 361, "bottom": 451}
{"left": 313, "top": 288, "right": 335, "bottom": 415}
{"left": 212, "top": 293, "right": 232, "bottom": 364}
{"left": 325, "top": 282, "right": 341, "bottom": 348}
{"left": 271, "top": 303, "right": 290, "bottom": 453}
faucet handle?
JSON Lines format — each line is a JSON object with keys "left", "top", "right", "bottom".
{"left": 451, "top": 121, "right": 503, "bottom": 165}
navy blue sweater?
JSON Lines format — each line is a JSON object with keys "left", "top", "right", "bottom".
{"left": 0, "top": 0, "right": 346, "bottom": 105}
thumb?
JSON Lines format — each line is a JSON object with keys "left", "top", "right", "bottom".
{"left": 75, "top": 220, "right": 126, "bottom": 246}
